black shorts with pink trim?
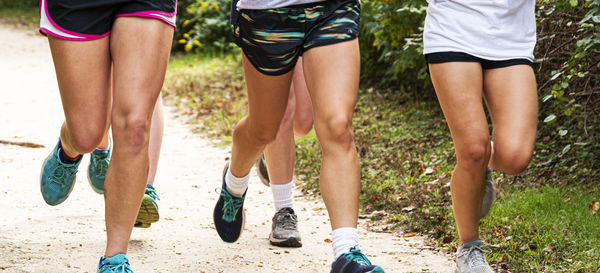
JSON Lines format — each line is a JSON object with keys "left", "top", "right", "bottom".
{"left": 40, "top": 0, "right": 177, "bottom": 41}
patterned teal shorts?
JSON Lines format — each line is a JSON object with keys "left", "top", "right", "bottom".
{"left": 233, "top": 0, "right": 360, "bottom": 76}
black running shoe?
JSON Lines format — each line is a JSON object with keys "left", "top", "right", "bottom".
{"left": 269, "top": 207, "right": 302, "bottom": 247}
{"left": 330, "top": 247, "right": 385, "bottom": 273}
{"left": 255, "top": 153, "right": 270, "bottom": 187}
{"left": 213, "top": 163, "right": 246, "bottom": 243}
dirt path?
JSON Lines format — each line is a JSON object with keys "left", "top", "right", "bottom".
{"left": 0, "top": 23, "right": 453, "bottom": 273}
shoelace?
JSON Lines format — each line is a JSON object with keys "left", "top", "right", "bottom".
{"left": 91, "top": 153, "right": 109, "bottom": 179}
{"left": 343, "top": 247, "right": 372, "bottom": 266}
{"left": 145, "top": 187, "right": 160, "bottom": 201}
{"left": 216, "top": 188, "right": 244, "bottom": 222}
{"left": 277, "top": 211, "right": 298, "bottom": 230}
{"left": 103, "top": 262, "right": 133, "bottom": 273}
{"left": 51, "top": 164, "right": 78, "bottom": 186}
{"left": 459, "top": 244, "right": 492, "bottom": 267}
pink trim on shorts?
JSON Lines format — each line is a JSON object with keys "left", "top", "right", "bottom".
{"left": 39, "top": 27, "right": 111, "bottom": 41}
{"left": 40, "top": 0, "right": 110, "bottom": 40}
{"left": 115, "top": 13, "right": 177, "bottom": 28}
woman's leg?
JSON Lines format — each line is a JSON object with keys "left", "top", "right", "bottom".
{"left": 264, "top": 88, "right": 296, "bottom": 188}
{"left": 292, "top": 57, "right": 314, "bottom": 138}
{"left": 483, "top": 65, "right": 537, "bottom": 174}
{"left": 148, "top": 94, "right": 164, "bottom": 185}
{"left": 428, "top": 62, "right": 489, "bottom": 245}
{"left": 48, "top": 36, "right": 112, "bottom": 156}
{"left": 103, "top": 17, "right": 173, "bottom": 257}
{"left": 302, "top": 39, "right": 360, "bottom": 231}
{"left": 229, "top": 53, "right": 293, "bottom": 178}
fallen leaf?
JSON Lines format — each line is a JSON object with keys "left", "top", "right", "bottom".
{"left": 324, "top": 238, "right": 332, "bottom": 243}
{"left": 590, "top": 201, "right": 599, "bottom": 214}
{"left": 403, "top": 232, "right": 417, "bottom": 237}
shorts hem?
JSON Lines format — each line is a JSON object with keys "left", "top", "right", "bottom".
{"left": 39, "top": 27, "right": 111, "bottom": 41}
{"left": 115, "top": 12, "right": 177, "bottom": 29}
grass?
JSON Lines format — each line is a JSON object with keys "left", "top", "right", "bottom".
{"left": 162, "top": 53, "right": 600, "bottom": 272}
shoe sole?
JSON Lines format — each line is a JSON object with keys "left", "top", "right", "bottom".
{"left": 269, "top": 235, "right": 302, "bottom": 248}
{"left": 40, "top": 152, "right": 77, "bottom": 206}
{"left": 135, "top": 195, "right": 160, "bottom": 225}
{"left": 86, "top": 167, "right": 104, "bottom": 195}
{"left": 254, "top": 157, "right": 270, "bottom": 187}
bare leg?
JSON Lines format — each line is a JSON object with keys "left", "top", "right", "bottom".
{"left": 48, "top": 36, "right": 112, "bottom": 157}
{"left": 147, "top": 94, "right": 164, "bottom": 185}
{"left": 429, "top": 62, "right": 489, "bottom": 245}
{"left": 104, "top": 17, "right": 173, "bottom": 257}
{"left": 484, "top": 66, "right": 537, "bottom": 175}
{"left": 229, "top": 52, "right": 292, "bottom": 178}
{"left": 302, "top": 40, "right": 360, "bottom": 230}
{"left": 292, "top": 57, "right": 314, "bottom": 138}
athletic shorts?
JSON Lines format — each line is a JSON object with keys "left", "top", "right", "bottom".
{"left": 425, "top": 52, "right": 534, "bottom": 70}
{"left": 39, "top": 0, "right": 177, "bottom": 41}
{"left": 232, "top": 0, "right": 360, "bottom": 76}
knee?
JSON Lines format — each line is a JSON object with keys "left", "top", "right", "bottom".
{"left": 68, "top": 125, "right": 107, "bottom": 153}
{"left": 496, "top": 147, "right": 532, "bottom": 175}
{"left": 112, "top": 113, "right": 150, "bottom": 152}
{"left": 241, "top": 123, "right": 280, "bottom": 146}
{"left": 317, "top": 116, "right": 355, "bottom": 150}
{"left": 293, "top": 114, "right": 313, "bottom": 138}
{"left": 456, "top": 141, "right": 490, "bottom": 169}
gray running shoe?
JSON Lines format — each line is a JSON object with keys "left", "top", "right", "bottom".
{"left": 481, "top": 168, "right": 496, "bottom": 219}
{"left": 255, "top": 153, "right": 270, "bottom": 187}
{"left": 455, "top": 240, "right": 494, "bottom": 273}
{"left": 269, "top": 207, "right": 302, "bottom": 247}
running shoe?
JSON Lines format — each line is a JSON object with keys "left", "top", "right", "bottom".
{"left": 88, "top": 139, "right": 111, "bottom": 194}
{"left": 97, "top": 253, "right": 133, "bottom": 273}
{"left": 330, "top": 247, "right": 385, "bottom": 273}
{"left": 40, "top": 138, "right": 81, "bottom": 206}
{"left": 134, "top": 184, "right": 160, "bottom": 228}
{"left": 481, "top": 168, "right": 496, "bottom": 219}
{"left": 213, "top": 162, "right": 246, "bottom": 243}
{"left": 255, "top": 153, "right": 270, "bottom": 186}
{"left": 455, "top": 240, "right": 494, "bottom": 273}
{"left": 269, "top": 207, "right": 302, "bottom": 247}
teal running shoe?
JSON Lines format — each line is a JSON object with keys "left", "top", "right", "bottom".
{"left": 97, "top": 253, "right": 133, "bottom": 273}
{"left": 88, "top": 139, "right": 111, "bottom": 194}
{"left": 40, "top": 139, "right": 81, "bottom": 206}
{"left": 134, "top": 184, "right": 160, "bottom": 228}
{"left": 330, "top": 247, "right": 385, "bottom": 273}
{"left": 213, "top": 162, "right": 247, "bottom": 242}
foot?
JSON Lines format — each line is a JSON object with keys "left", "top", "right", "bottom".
{"left": 455, "top": 240, "right": 494, "bottom": 273}
{"left": 87, "top": 139, "right": 111, "bottom": 194}
{"left": 481, "top": 168, "right": 496, "bottom": 219}
{"left": 330, "top": 247, "right": 385, "bottom": 273}
{"left": 255, "top": 153, "right": 270, "bottom": 186}
{"left": 213, "top": 162, "right": 246, "bottom": 242}
{"left": 97, "top": 253, "right": 133, "bottom": 273}
{"left": 134, "top": 184, "right": 160, "bottom": 228}
{"left": 40, "top": 139, "right": 81, "bottom": 205}
{"left": 269, "top": 207, "right": 302, "bottom": 247}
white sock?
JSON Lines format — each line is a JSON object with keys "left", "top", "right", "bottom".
{"left": 271, "top": 181, "right": 294, "bottom": 211}
{"left": 225, "top": 164, "right": 249, "bottom": 198}
{"left": 332, "top": 227, "right": 359, "bottom": 258}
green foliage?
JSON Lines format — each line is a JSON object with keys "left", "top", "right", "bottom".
{"left": 360, "top": 0, "right": 429, "bottom": 90}
{"left": 0, "top": 0, "right": 37, "bottom": 9}
{"left": 174, "top": 0, "right": 234, "bottom": 54}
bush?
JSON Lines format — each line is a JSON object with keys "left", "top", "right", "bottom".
{"left": 0, "top": 0, "right": 37, "bottom": 9}
{"left": 174, "top": 0, "right": 234, "bottom": 54}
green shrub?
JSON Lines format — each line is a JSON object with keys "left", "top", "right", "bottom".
{"left": 0, "top": 0, "right": 37, "bottom": 9}
{"left": 174, "top": 0, "right": 234, "bottom": 54}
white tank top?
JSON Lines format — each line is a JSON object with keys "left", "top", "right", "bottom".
{"left": 423, "top": 0, "right": 536, "bottom": 61}
{"left": 237, "top": 0, "right": 325, "bottom": 10}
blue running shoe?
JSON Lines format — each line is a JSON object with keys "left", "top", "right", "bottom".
{"left": 331, "top": 247, "right": 385, "bottom": 273}
{"left": 97, "top": 253, "right": 133, "bottom": 273}
{"left": 213, "top": 162, "right": 246, "bottom": 243}
{"left": 40, "top": 139, "right": 81, "bottom": 206}
{"left": 134, "top": 184, "right": 160, "bottom": 228}
{"left": 88, "top": 139, "right": 111, "bottom": 194}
